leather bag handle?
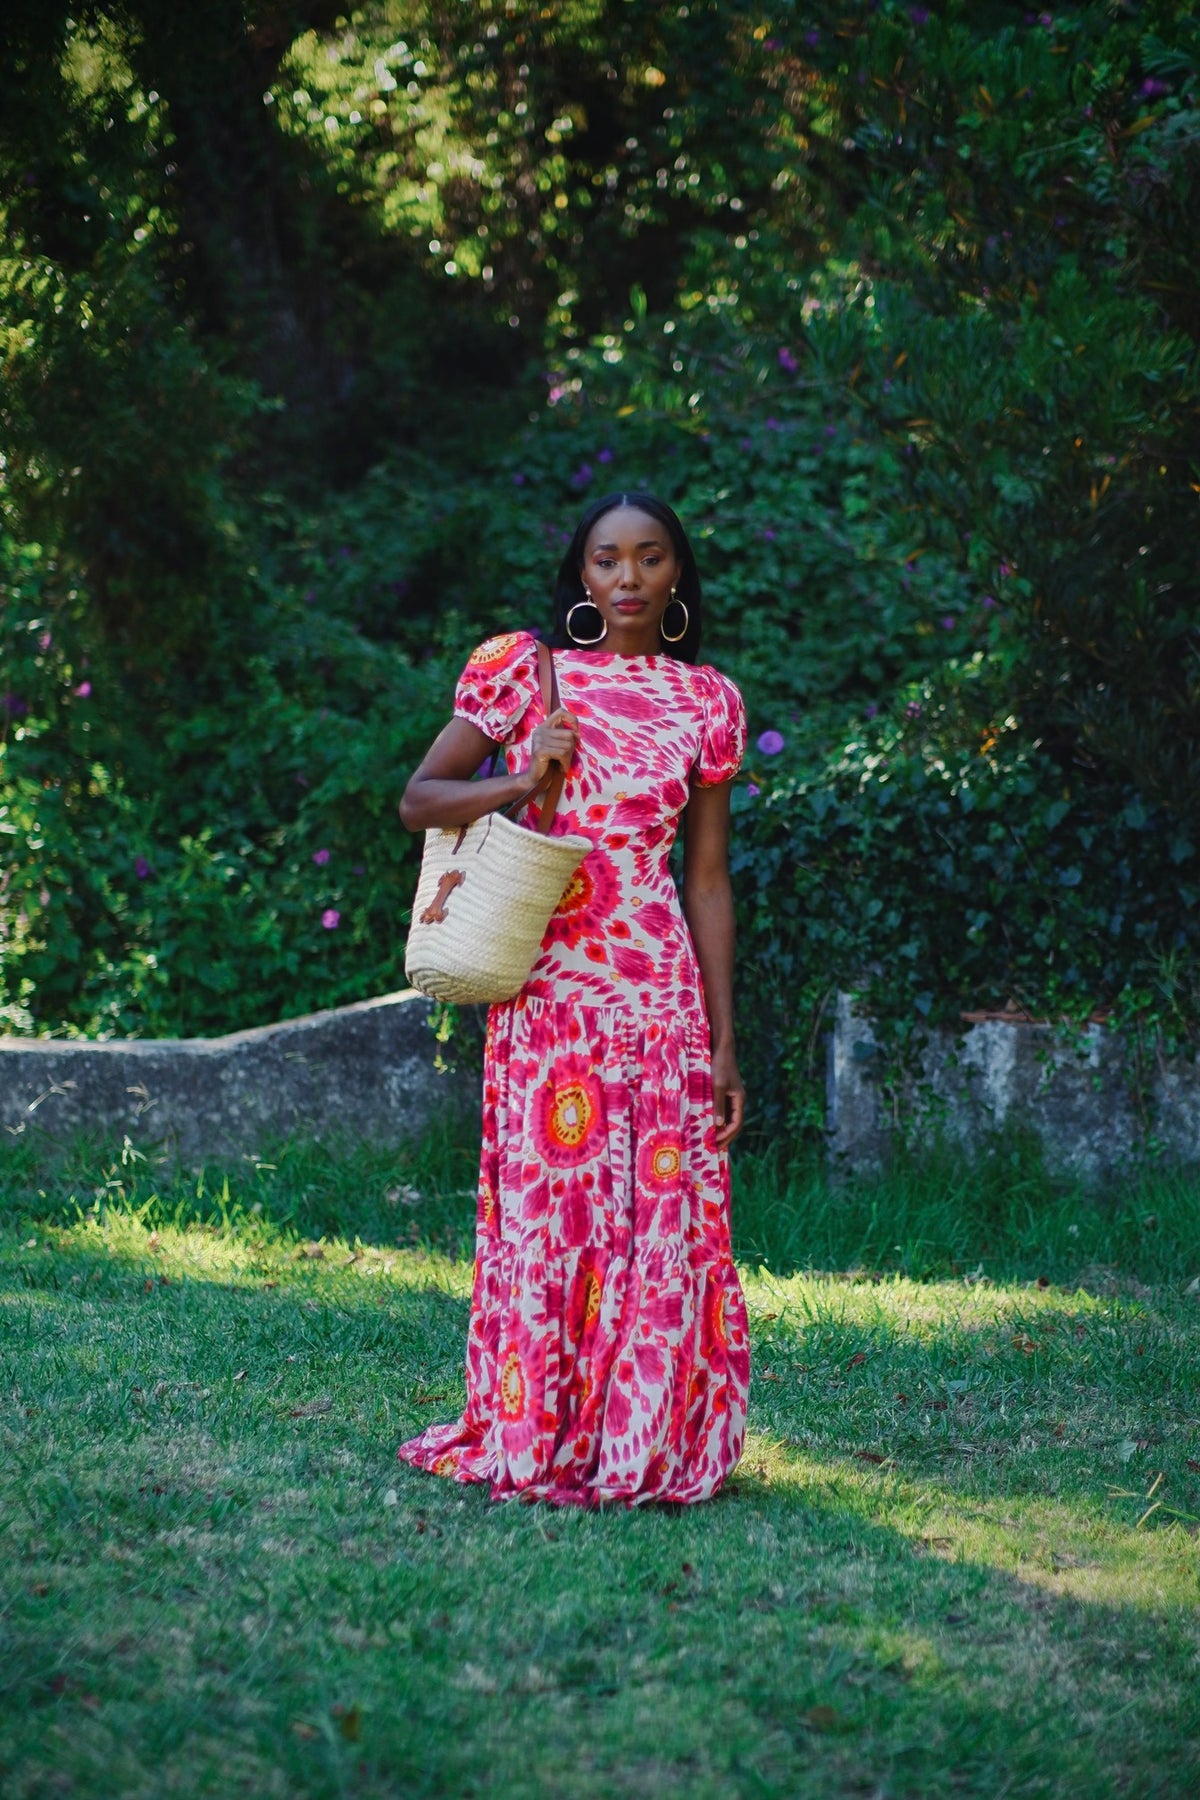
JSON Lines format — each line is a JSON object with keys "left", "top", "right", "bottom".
{"left": 497, "top": 640, "right": 569, "bottom": 834}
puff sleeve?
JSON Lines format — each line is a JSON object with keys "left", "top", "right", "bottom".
{"left": 453, "top": 631, "right": 540, "bottom": 743}
{"left": 692, "top": 667, "right": 748, "bottom": 787}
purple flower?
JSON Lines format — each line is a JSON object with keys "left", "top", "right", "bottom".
{"left": 569, "top": 463, "right": 593, "bottom": 490}
{"left": 940, "top": 615, "right": 957, "bottom": 630}
{"left": 38, "top": 631, "right": 51, "bottom": 651}
{"left": 597, "top": 447, "right": 614, "bottom": 464}
{"left": 135, "top": 856, "right": 151, "bottom": 880}
{"left": 905, "top": 701, "right": 922, "bottom": 720}
{"left": 999, "top": 561, "right": 1012, "bottom": 577}
{"left": 2, "top": 693, "right": 28, "bottom": 718}
{"left": 352, "top": 863, "right": 366, "bottom": 876}
{"left": 882, "top": 378, "right": 893, "bottom": 393}
{"left": 909, "top": 5, "right": 930, "bottom": 22}
{"left": 1038, "top": 11, "right": 1053, "bottom": 25}
{"left": 763, "top": 38, "right": 779, "bottom": 50}
{"left": 761, "top": 528, "right": 777, "bottom": 541}
{"left": 337, "top": 545, "right": 352, "bottom": 559}
{"left": 740, "top": 437, "right": 753, "bottom": 451}
{"left": 304, "top": 588, "right": 317, "bottom": 605}
{"left": 313, "top": 847, "right": 331, "bottom": 865}
{"left": 321, "top": 908, "right": 340, "bottom": 930}
{"left": 804, "top": 28, "right": 820, "bottom": 47}
{"left": 73, "top": 681, "right": 91, "bottom": 699}
{"left": 1140, "top": 78, "right": 1169, "bottom": 98}
{"left": 778, "top": 346, "right": 798, "bottom": 373}
{"left": 766, "top": 416, "right": 783, "bottom": 431}
{"left": 512, "top": 472, "right": 526, "bottom": 486}
{"left": 757, "top": 729, "right": 785, "bottom": 756}
{"left": 746, "top": 782, "right": 761, "bottom": 797}
{"left": 865, "top": 703, "right": 879, "bottom": 720}
{"left": 981, "top": 594, "right": 997, "bottom": 610}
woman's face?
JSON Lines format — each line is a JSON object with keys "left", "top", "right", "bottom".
{"left": 579, "top": 506, "right": 683, "bottom": 651}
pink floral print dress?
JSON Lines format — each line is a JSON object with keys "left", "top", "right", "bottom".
{"left": 398, "top": 631, "right": 751, "bottom": 1505}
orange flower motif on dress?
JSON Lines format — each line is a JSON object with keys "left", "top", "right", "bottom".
{"left": 532, "top": 1054, "right": 605, "bottom": 1168}
{"left": 545, "top": 851, "right": 620, "bottom": 948}
{"left": 468, "top": 632, "right": 524, "bottom": 667}
{"left": 495, "top": 1322, "right": 543, "bottom": 1456}
{"left": 566, "top": 1252, "right": 606, "bottom": 1340}
{"left": 700, "top": 1280, "right": 730, "bottom": 1367}
{"left": 636, "top": 1130, "right": 684, "bottom": 1191}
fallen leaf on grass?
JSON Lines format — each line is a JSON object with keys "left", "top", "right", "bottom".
{"left": 298, "top": 1243, "right": 325, "bottom": 1260}
{"left": 758, "top": 1369, "right": 782, "bottom": 1382}
{"left": 332, "top": 1703, "right": 361, "bottom": 1742}
{"left": 233, "top": 1369, "right": 248, "bottom": 1383}
{"left": 414, "top": 1392, "right": 446, "bottom": 1404}
{"left": 922, "top": 1536, "right": 954, "bottom": 1549}
{"left": 291, "top": 1721, "right": 318, "bottom": 1741}
{"left": 1186, "top": 1459, "right": 1200, "bottom": 1473}
{"left": 846, "top": 1351, "right": 868, "bottom": 1369}
{"left": 288, "top": 1396, "right": 333, "bottom": 1419}
{"left": 854, "top": 1450, "right": 888, "bottom": 1465}
{"left": 801, "top": 1705, "right": 841, "bottom": 1732}
{"left": 1011, "top": 1335, "right": 1038, "bottom": 1354}
{"left": 383, "top": 1488, "right": 399, "bottom": 1507}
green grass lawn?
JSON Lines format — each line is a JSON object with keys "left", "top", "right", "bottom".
{"left": 1, "top": 1131, "right": 1198, "bottom": 1798}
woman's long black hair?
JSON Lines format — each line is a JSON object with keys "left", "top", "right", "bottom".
{"left": 549, "top": 490, "right": 703, "bottom": 663}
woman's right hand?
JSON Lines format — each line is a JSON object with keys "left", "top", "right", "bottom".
{"left": 525, "top": 707, "right": 579, "bottom": 784}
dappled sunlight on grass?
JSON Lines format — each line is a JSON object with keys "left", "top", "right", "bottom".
{"left": 737, "top": 1429, "right": 1200, "bottom": 1618}
{"left": 11, "top": 1209, "right": 474, "bottom": 1301}
{"left": 2, "top": 1177, "right": 1199, "bottom": 1800}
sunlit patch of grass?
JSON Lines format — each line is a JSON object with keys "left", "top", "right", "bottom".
{"left": 2, "top": 1133, "right": 1200, "bottom": 1796}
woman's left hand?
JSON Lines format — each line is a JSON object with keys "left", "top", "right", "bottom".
{"left": 712, "top": 1045, "right": 746, "bottom": 1149}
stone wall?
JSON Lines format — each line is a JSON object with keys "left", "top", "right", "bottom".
{"left": 827, "top": 992, "right": 1200, "bottom": 1180}
{"left": 0, "top": 990, "right": 472, "bottom": 1164}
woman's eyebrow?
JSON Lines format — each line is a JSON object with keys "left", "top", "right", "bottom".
{"left": 591, "top": 538, "right": 667, "bottom": 551}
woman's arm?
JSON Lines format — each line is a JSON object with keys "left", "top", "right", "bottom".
{"left": 398, "top": 711, "right": 579, "bottom": 832}
{"left": 681, "top": 779, "right": 745, "bottom": 1148}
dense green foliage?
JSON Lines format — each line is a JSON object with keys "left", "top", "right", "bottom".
{"left": 2, "top": 2, "right": 1199, "bottom": 1131}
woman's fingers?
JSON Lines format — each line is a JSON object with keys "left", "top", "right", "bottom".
{"left": 714, "top": 1083, "right": 746, "bottom": 1149}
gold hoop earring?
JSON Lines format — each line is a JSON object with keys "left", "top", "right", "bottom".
{"left": 661, "top": 596, "right": 689, "bottom": 644}
{"left": 566, "top": 600, "right": 607, "bottom": 645}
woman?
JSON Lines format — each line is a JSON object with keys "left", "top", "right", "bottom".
{"left": 397, "top": 491, "right": 750, "bottom": 1506}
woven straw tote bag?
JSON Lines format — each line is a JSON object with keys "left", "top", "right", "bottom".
{"left": 404, "top": 641, "right": 593, "bottom": 1005}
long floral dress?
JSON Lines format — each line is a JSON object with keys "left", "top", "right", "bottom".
{"left": 398, "top": 631, "right": 751, "bottom": 1505}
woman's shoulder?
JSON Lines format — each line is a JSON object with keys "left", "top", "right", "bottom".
{"left": 689, "top": 661, "right": 744, "bottom": 709}
{"left": 464, "top": 629, "right": 539, "bottom": 674}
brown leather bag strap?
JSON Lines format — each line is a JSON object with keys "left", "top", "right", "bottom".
{"left": 534, "top": 640, "right": 566, "bottom": 834}
{"left": 499, "top": 639, "right": 569, "bottom": 833}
